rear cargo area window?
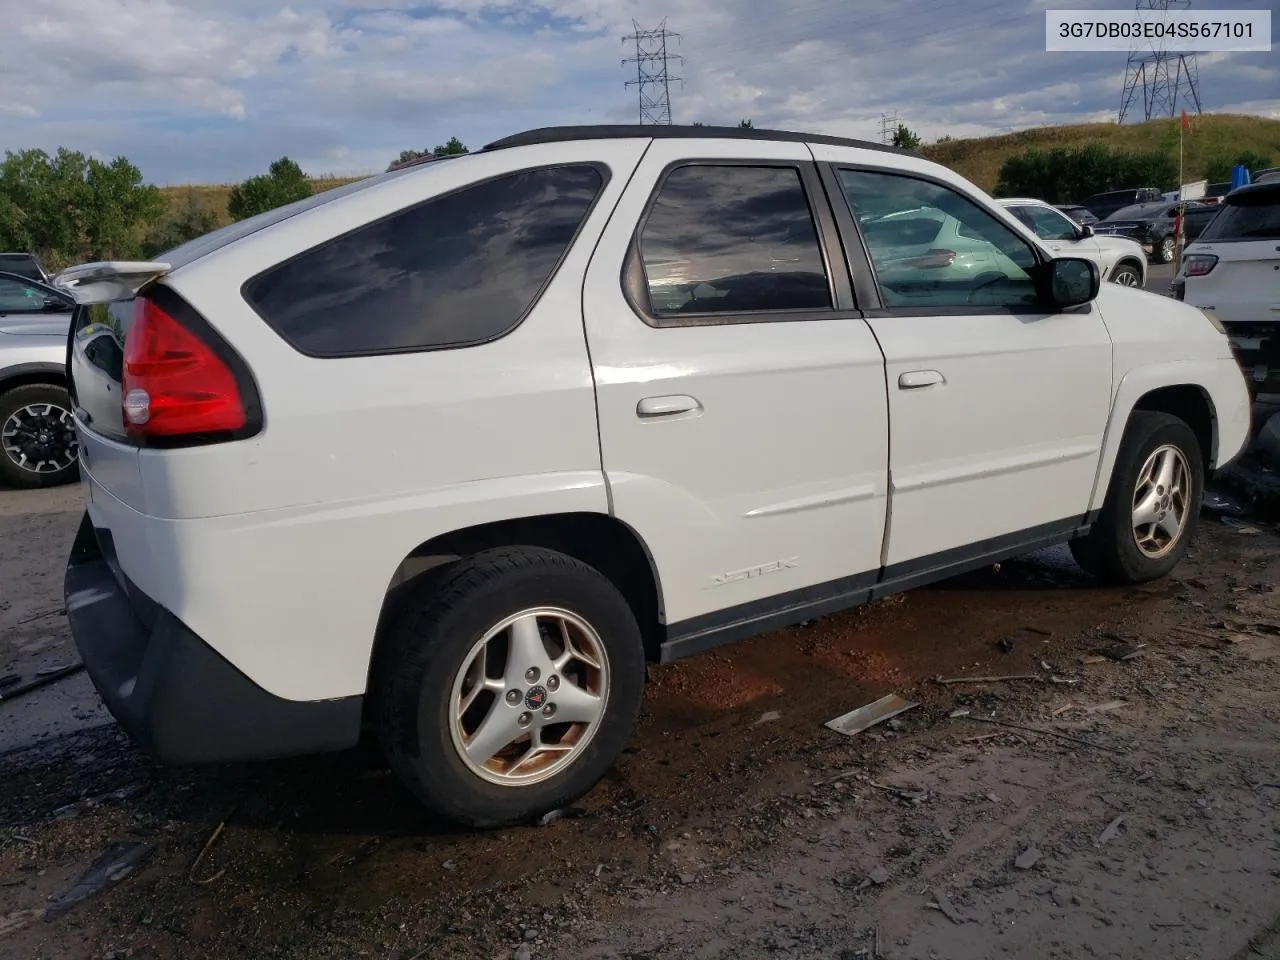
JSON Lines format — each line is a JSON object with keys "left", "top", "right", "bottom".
{"left": 242, "top": 164, "right": 604, "bottom": 356}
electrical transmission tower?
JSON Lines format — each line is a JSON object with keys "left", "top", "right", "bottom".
{"left": 878, "top": 112, "right": 900, "bottom": 145}
{"left": 1117, "top": 0, "right": 1204, "bottom": 123}
{"left": 622, "top": 20, "right": 683, "bottom": 125}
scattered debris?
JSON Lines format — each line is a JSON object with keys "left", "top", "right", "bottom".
{"left": 189, "top": 809, "right": 237, "bottom": 885}
{"left": 0, "top": 663, "right": 85, "bottom": 703}
{"left": 937, "top": 674, "right": 1040, "bottom": 685}
{"left": 753, "top": 710, "right": 782, "bottom": 726}
{"left": 1096, "top": 816, "right": 1126, "bottom": 846}
{"left": 949, "top": 708, "right": 971, "bottom": 718}
{"left": 868, "top": 865, "right": 890, "bottom": 885}
{"left": 1081, "top": 655, "right": 1109, "bottom": 665}
{"left": 825, "top": 694, "right": 919, "bottom": 737}
{"left": 928, "top": 887, "right": 971, "bottom": 924}
{"left": 1220, "top": 516, "right": 1262, "bottom": 535}
{"left": 1048, "top": 676, "right": 1081, "bottom": 685}
{"left": 43, "top": 842, "right": 155, "bottom": 921}
{"left": 1, "top": 909, "right": 42, "bottom": 938}
{"left": 961, "top": 733, "right": 1004, "bottom": 744}
{"left": 965, "top": 716, "right": 1112, "bottom": 752}
{"left": 1097, "top": 643, "right": 1146, "bottom": 662}
{"left": 14, "top": 607, "right": 65, "bottom": 626}
{"left": 536, "top": 806, "right": 586, "bottom": 827}
{"left": 1201, "top": 489, "right": 1246, "bottom": 517}
{"left": 1055, "top": 701, "right": 1128, "bottom": 716}
{"left": 1024, "top": 626, "right": 1053, "bottom": 637}
{"left": 997, "top": 636, "right": 1016, "bottom": 654}
{"left": 1014, "top": 846, "right": 1041, "bottom": 870}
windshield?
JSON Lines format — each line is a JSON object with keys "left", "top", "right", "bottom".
{"left": 1196, "top": 188, "right": 1280, "bottom": 241}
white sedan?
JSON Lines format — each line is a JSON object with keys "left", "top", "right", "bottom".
{"left": 999, "top": 198, "right": 1148, "bottom": 287}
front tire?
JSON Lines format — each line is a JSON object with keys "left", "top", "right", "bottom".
{"left": 1070, "top": 411, "right": 1203, "bottom": 584}
{"left": 376, "top": 547, "right": 646, "bottom": 827}
{"left": 0, "top": 383, "right": 80, "bottom": 489}
{"left": 1109, "top": 263, "right": 1142, "bottom": 287}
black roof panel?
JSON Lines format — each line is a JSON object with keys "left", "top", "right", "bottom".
{"left": 482, "top": 124, "right": 918, "bottom": 157}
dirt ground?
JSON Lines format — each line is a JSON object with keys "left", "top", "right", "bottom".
{"left": 2, "top": 415, "right": 1279, "bottom": 959}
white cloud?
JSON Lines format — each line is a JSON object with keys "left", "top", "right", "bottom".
{"left": 0, "top": 0, "right": 1274, "bottom": 182}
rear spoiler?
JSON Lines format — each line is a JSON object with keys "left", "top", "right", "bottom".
{"left": 52, "top": 261, "right": 171, "bottom": 305}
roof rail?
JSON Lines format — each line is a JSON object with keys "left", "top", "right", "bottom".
{"left": 481, "top": 124, "right": 919, "bottom": 156}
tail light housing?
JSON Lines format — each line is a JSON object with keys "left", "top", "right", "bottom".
{"left": 121, "top": 289, "right": 262, "bottom": 446}
{"left": 1182, "top": 254, "right": 1218, "bottom": 278}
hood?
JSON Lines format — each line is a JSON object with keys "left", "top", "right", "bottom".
{"left": 0, "top": 312, "right": 72, "bottom": 338}
{"left": 1094, "top": 234, "right": 1145, "bottom": 254}
{"left": 1093, "top": 282, "right": 1233, "bottom": 359}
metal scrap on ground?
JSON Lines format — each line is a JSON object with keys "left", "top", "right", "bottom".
{"left": 42, "top": 842, "right": 155, "bottom": 921}
{"left": 824, "top": 694, "right": 919, "bottom": 737}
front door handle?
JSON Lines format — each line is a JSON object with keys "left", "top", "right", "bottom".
{"left": 637, "top": 395, "right": 702, "bottom": 418}
{"left": 898, "top": 370, "right": 945, "bottom": 389}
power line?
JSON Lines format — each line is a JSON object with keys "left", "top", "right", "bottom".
{"left": 622, "top": 19, "right": 684, "bottom": 126}
{"left": 1118, "top": 0, "right": 1204, "bottom": 123}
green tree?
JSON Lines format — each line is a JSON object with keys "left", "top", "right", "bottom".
{"left": 227, "top": 157, "right": 313, "bottom": 221}
{"left": 432, "top": 136, "right": 469, "bottom": 156}
{"left": 738, "top": 118, "right": 754, "bottom": 129}
{"left": 143, "top": 189, "right": 220, "bottom": 257}
{"left": 387, "top": 137, "right": 469, "bottom": 171}
{"left": 995, "top": 145, "right": 1177, "bottom": 203}
{"left": 0, "top": 147, "right": 163, "bottom": 268}
{"left": 892, "top": 124, "right": 922, "bottom": 150}
{"left": 1204, "top": 150, "right": 1272, "bottom": 183}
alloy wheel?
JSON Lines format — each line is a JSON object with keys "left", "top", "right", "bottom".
{"left": 1, "top": 402, "right": 78, "bottom": 475}
{"left": 448, "top": 607, "right": 610, "bottom": 787}
{"left": 1131, "top": 444, "right": 1191, "bottom": 559}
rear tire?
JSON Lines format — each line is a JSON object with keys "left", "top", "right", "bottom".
{"left": 1070, "top": 411, "right": 1203, "bottom": 585}
{"left": 1155, "top": 235, "right": 1176, "bottom": 264}
{"left": 0, "top": 383, "right": 80, "bottom": 489}
{"left": 376, "top": 546, "right": 646, "bottom": 828}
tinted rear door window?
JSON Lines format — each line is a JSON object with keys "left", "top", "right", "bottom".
{"left": 638, "top": 165, "right": 832, "bottom": 318}
{"left": 243, "top": 164, "right": 605, "bottom": 357}
{"left": 1197, "top": 191, "right": 1280, "bottom": 241}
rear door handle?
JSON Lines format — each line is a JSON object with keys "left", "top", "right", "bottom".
{"left": 637, "top": 395, "right": 702, "bottom": 418}
{"left": 898, "top": 370, "right": 945, "bottom": 389}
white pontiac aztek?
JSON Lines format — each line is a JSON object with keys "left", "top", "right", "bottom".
{"left": 55, "top": 124, "right": 1251, "bottom": 828}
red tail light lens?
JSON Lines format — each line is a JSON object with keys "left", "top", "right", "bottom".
{"left": 122, "top": 297, "right": 247, "bottom": 441}
{"left": 1182, "top": 254, "right": 1218, "bottom": 278}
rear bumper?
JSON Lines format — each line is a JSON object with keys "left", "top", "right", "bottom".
{"left": 64, "top": 512, "right": 363, "bottom": 764}
{"left": 1222, "top": 322, "right": 1280, "bottom": 395}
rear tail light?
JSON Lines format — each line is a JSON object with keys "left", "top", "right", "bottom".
{"left": 121, "top": 292, "right": 260, "bottom": 445}
{"left": 1182, "top": 254, "right": 1218, "bottom": 278}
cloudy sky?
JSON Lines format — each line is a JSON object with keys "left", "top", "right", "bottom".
{"left": 2, "top": 0, "right": 1275, "bottom": 184}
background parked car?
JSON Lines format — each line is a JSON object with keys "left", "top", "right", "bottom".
{"left": 1082, "top": 187, "right": 1163, "bottom": 220}
{"left": 1173, "top": 180, "right": 1280, "bottom": 398}
{"left": 0, "top": 253, "right": 51, "bottom": 284}
{"left": 1093, "top": 200, "right": 1219, "bottom": 264}
{"left": 999, "top": 198, "right": 1147, "bottom": 286}
{"left": 1054, "top": 204, "right": 1099, "bottom": 226}
{"left": 0, "top": 270, "right": 79, "bottom": 488}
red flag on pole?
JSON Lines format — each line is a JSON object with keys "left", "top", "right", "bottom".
{"left": 1181, "top": 109, "right": 1191, "bottom": 133}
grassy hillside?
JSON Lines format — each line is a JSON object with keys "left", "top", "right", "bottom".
{"left": 922, "top": 113, "right": 1280, "bottom": 193}
{"left": 161, "top": 113, "right": 1279, "bottom": 223}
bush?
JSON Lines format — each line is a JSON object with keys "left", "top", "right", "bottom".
{"left": 994, "top": 145, "right": 1177, "bottom": 203}
{"left": 227, "top": 157, "right": 312, "bottom": 221}
{"left": 143, "top": 189, "right": 220, "bottom": 257}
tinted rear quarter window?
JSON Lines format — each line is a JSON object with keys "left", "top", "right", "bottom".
{"left": 1197, "top": 190, "right": 1280, "bottom": 241}
{"left": 243, "top": 164, "right": 606, "bottom": 357}
{"left": 637, "top": 164, "right": 831, "bottom": 318}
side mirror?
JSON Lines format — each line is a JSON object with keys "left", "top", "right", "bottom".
{"left": 1078, "top": 223, "right": 1095, "bottom": 239}
{"left": 1039, "top": 257, "right": 1100, "bottom": 310}
{"left": 42, "top": 296, "right": 69, "bottom": 312}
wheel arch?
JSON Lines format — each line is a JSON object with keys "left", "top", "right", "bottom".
{"left": 1089, "top": 373, "right": 1218, "bottom": 512}
{"left": 0, "top": 362, "right": 67, "bottom": 394}
{"left": 1110, "top": 255, "right": 1147, "bottom": 285}
{"left": 367, "top": 512, "right": 667, "bottom": 693}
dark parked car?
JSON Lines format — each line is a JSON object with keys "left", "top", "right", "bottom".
{"left": 1055, "top": 204, "right": 1099, "bottom": 226}
{"left": 1093, "top": 200, "right": 1219, "bottom": 263}
{"left": 0, "top": 253, "right": 50, "bottom": 284}
{"left": 1081, "top": 187, "right": 1163, "bottom": 220}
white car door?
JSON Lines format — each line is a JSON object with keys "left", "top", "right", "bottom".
{"left": 582, "top": 139, "right": 890, "bottom": 652}
{"left": 814, "top": 155, "right": 1113, "bottom": 578}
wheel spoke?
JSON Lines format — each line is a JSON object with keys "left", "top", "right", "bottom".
{"left": 463, "top": 701, "right": 520, "bottom": 766}
{"left": 552, "top": 679, "right": 604, "bottom": 726}
{"left": 553, "top": 619, "right": 603, "bottom": 672}
{"left": 1132, "top": 490, "right": 1160, "bottom": 528}
{"left": 505, "top": 614, "right": 552, "bottom": 686}
{"left": 1155, "top": 448, "right": 1177, "bottom": 492}
{"left": 1156, "top": 508, "right": 1182, "bottom": 543}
